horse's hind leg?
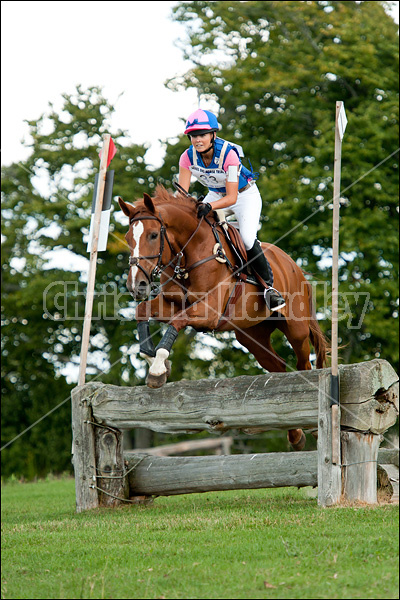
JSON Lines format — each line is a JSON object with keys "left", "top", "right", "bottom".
{"left": 234, "top": 321, "right": 286, "bottom": 372}
{"left": 278, "top": 319, "right": 313, "bottom": 451}
{"left": 235, "top": 321, "right": 307, "bottom": 449}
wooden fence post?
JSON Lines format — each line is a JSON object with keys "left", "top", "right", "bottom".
{"left": 95, "top": 426, "right": 128, "bottom": 507}
{"left": 341, "top": 432, "right": 383, "bottom": 503}
{"left": 318, "top": 371, "right": 342, "bottom": 506}
{"left": 71, "top": 386, "right": 99, "bottom": 512}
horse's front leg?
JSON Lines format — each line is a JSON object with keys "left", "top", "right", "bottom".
{"left": 146, "top": 324, "right": 178, "bottom": 388}
{"left": 137, "top": 321, "right": 156, "bottom": 360}
{"left": 136, "top": 298, "right": 176, "bottom": 388}
{"left": 147, "top": 293, "right": 223, "bottom": 387}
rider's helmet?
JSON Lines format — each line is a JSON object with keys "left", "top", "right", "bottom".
{"left": 184, "top": 109, "right": 220, "bottom": 136}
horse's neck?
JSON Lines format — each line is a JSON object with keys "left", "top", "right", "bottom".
{"left": 166, "top": 208, "right": 206, "bottom": 246}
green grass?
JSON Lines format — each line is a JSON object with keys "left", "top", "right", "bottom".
{"left": 1, "top": 477, "right": 399, "bottom": 599}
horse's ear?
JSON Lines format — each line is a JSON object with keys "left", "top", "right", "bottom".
{"left": 118, "top": 197, "right": 134, "bottom": 218}
{"left": 143, "top": 193, "right": 155, "bottom": 214}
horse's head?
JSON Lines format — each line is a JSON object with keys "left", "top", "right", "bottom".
{"left": 119, "top": 193, "right": 166, "bottom": 300}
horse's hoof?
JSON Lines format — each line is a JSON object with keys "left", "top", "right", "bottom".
{"left": 288, "top": 430, "right": 306, "bottom": 451}
{"left": 146, "top": 371, "right": 167, "bottom": 389}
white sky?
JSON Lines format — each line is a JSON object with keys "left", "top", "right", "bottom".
{"left": 1, "top": 0, "right": 199, "bottom": 168}
{"left": 1, "top": 1, "right": 399, "bottom": 170}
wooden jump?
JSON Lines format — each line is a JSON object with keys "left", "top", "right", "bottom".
{"left": 71, "top": 359, "right": 399, "bottom": 512}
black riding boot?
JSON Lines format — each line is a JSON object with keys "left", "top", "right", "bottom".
{"left": 246, "top": 240, "right": 286, "bottom": 312}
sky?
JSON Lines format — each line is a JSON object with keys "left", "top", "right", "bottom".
{"left": 1, "top": 1, "right": 399, "bottom": 170}
{"left": 1, "top": 0, "right": 199, "bottom": 168}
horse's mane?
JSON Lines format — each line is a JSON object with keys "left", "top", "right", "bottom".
{"left": 131, "top": 185, "right": 197, "bottom": 218}
{"left": 154, "top": 185, "right": 198, "bottom": 210}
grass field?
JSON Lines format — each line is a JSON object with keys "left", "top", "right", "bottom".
{"left": 1, "top": 477, "right": 399, "bottom": 599}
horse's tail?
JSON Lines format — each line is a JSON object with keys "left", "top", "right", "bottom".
{"left": 305, "top": 280, "right": 329, "bottom": 369}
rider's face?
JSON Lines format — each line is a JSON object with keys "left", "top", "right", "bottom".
{"left": 190, "top": 132, "right": 214, "bottom": 152}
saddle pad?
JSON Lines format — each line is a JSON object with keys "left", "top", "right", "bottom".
{"left": 225, "top": 222, "right": 248, "bottom": 266}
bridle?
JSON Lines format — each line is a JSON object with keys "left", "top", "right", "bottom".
{"left": 127, "top": 185, "right": 237, "bottom": 287}
{"left": 127, "top": 202, "right": 249, "bottom": 330}
{"left": 128, "top": 214, "right": 174, "bottom": 284}
{"left": 128, "top": 212, "right": 207, "bottom": 285}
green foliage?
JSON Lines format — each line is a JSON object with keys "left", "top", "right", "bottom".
{"left": 1, "top": 87, "right": 157, "bottom": 477}
{"left": 170, "top": 0, "right": 399, "bottom": 368}
{"left": 2, "top": 1, "right": 399, "bottom": 478}
{"left": 1, "top": 479, "right": 399, "bottom": 599}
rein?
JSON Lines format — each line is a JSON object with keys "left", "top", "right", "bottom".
{"left": 128, "top": 206, "right": 249, "bottom": 329}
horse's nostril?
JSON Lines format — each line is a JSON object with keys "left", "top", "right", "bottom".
{"left": 138, "top": 281, "right": 147, "bottom": 288}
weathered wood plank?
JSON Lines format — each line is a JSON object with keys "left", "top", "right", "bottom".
{"left": 87, "top": 370, "right": 322, "bottom": 433}
{"left": 71, "top": 386, "right": 99, "bottom": 512}
{"left": 125, "top": 436, "right": 233, "bottom": 457}
{"left": 80, "top": 360, "right": 397, "bottom": 435}
{"left": 95, "top": 427, "right": 128, "bottom": 507}
{"left": 378, "top": 447, "right": 399, "bottom": 467}
{"left": 124, "top": 447, "right": 399, "bottom": 499}
{"left": 126, "top": 452, "right": 319, "bottom": 496}
{"left": 377, "top": 464, "right": 399, "bottom": 504}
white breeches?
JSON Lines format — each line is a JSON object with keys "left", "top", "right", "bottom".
{"left": 204, "top": 183, "right": 262, "bottom": 250}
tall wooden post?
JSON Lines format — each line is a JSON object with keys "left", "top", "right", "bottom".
{"left": 331, "top": 101, "right": 343, "bottom": 470}
{"left": 78, "top": 134, "right": 111, "bottom": 386}
{"left": 319, "top": 101, "right": 347, "bottom": 506}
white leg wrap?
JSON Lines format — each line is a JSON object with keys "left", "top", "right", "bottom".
{"left": 140, "top": 352, "right": 155, "bottom": 368}
{"left": 148, "top": 348, "right": 170, "bottom": 377}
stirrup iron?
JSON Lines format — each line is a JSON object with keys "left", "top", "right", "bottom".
{"left": 264, "top": 287, "right": 286, "bottom": 312}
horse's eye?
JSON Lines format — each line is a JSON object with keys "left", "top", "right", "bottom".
{"left": 149, "top": 231, "right": 158, "bottom": 240}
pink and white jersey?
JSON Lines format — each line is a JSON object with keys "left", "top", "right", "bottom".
{"left": 179, "top": 148, "right": 240, "bottom": 171}
{"left": 178, "top": 137, "right": 254, "bottom": 193}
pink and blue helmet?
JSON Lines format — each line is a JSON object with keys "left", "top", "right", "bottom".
{"left": 184, "top": 109, "right": 220, "bottom": 135}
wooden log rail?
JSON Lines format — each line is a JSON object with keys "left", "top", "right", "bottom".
{"left": 126, "top": 437, "right": 233, "bottom": 457}
{"left": 124, "top": 448, "right": 399, "bottom": 498}
{"left": 71, "top": 359, "right": 399, "bottom": 511}
{"left": 75, "top": 359, "right": 398, "bottom": 435}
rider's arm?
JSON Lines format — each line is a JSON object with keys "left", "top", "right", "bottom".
{"left": 208, "top": 152, "right": 240, "bottom": 209}
{"left": 205, "top": 179, "right": 239, "bottom": 209}
{"left": 178, "top": 166, "right": 192, "bottom": 193}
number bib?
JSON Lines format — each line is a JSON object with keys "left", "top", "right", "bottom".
{"left": 189, "top": 165, "right": 226, "bottom": 189}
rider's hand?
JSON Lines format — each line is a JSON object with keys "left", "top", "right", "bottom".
{"left": 197, "top": 202, "right": 213, "bottom": 218}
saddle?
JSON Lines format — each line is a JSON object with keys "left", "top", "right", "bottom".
{"left": 213, "top": 209, "right": 257, "bottom": 285}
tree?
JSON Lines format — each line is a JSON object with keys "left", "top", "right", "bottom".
{"left": 169, "top": 0, "right": 399, "bottom": 369}
{"left": 1, "top": 86, "right": 158, "bottom": 477}
{"left": 3, "top": 84, "right": 248, "bottom": 476}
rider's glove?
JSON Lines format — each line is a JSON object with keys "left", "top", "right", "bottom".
{"left": 197, "top": 202, "right": 213, "bottom": 218}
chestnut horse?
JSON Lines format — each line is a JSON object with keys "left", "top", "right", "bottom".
{"left": 119, "top": 185, "right": 327, "bottom": 451}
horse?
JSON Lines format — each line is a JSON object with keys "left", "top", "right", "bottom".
{"left": 119, "top": 185, "right": 328, "bottom": 451}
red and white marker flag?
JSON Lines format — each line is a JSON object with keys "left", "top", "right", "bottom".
{"left": 86, "top": 170, "right": 115, "bottom": 252}
{"left": 86, "top": 138, "right": 117, "bottom": 252}
{"left": 99, "top": 136, "right": 117, "bottom": 168}
{"left": 78, "top": 134, "right": 116, "bottom": 386}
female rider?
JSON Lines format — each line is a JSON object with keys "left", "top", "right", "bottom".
{"left": 178, "top": 108, "right": 285, "bottom": 312}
